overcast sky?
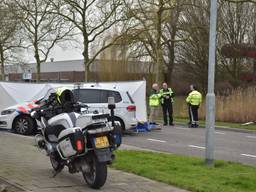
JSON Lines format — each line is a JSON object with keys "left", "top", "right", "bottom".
{"left": 25, "top": 43, "right": 84, "bottom": 63}
{"left": 48, "top": 45, "right": 83, "bottom": 62}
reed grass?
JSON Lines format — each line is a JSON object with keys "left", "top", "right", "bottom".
{"left": 174, "top": 87, "right": 256, "bottom": 123}
{"left": 215, "top": 87, "right": 256, "bottom": 123}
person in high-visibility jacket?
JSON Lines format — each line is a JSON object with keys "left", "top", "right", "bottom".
{"left": 149, "top": 83, "right": 160, "bottom": 124}
{"left": 159, "top": 82, "right": 174, "bottom": 126}
{"left": 186, "top": 85, "right": 202, "bottom": 128}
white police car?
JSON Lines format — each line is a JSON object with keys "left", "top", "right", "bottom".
{"left": 0, "top": 87, "right": 137, "bottom": 135}
{"left": 0, "top": 101, "right": 39, "bottom": 134}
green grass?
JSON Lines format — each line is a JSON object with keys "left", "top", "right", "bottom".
{"left": 174, "top": 117, "right": 256, "bottom": 131}
{"left": 112, "top": 150, "right": 256, "bottom": 192}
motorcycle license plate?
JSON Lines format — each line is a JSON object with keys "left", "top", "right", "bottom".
{"left": 94, "top": 136, "right": 109, "bottom": 148}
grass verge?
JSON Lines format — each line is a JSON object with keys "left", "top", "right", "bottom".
{"left": 112, "top": 150, "right": 256, "bottom": 192}
{"left": 173, "top": 117, "right": 256, "bottom": 131}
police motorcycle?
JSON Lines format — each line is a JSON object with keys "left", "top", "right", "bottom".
{"left": 31, "top": 88, "right": 122, "bottom": 189}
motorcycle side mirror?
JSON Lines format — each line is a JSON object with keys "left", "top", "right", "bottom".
{"left": 108, "top": 97, "right": 115, "bottom": 126}
{"left": 108, "top": 97, "right": 116, "bottom": 110}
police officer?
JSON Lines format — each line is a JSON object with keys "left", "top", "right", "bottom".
{"left": 159, "top": 82, "right": 174, "bottom": 126}
{"left": 149, "top": 83, "right": 160, "bottom": 124}
{"left": 186, "top": 85, "right": 202, "bottom": 128}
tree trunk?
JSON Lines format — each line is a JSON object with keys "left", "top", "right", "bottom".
{"left": 164, "top": 29, "right": 176, "bottom": 85}
{"left": 253, "top": 32, "right": 256, "bottom": 81}
{"left": 167, "top": 57, "right": 174, "bottom": 84}
{"left": 253, "top": 59, "right": 256, "bottom": 81}
{"left": 34, "top": 47, "right": 41, "bottom": 82}
{"left": 83, "top": 38, "right": 89, "bottom": 82}
{"left": 164, "top": 6, "right": 179, "bottom": 85}
{"left": 164, "top": 66, "right": 174, "bottom": 84}
{"left": 156, "top": 50, "right": 164, "bottom": 83}
{"left": 0, "top": 44, "right": 4, "bottom": 81}
{"left": 155, "top": 0, "right": 164, "bottom": 83}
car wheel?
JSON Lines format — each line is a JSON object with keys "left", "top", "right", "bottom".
{"left": 13, "top": 115, "right": 35, "bottom": 135}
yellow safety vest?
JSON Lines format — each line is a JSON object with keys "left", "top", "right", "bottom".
{"left": 159, "top": 88, "right": 174, "bottom": 104}
{"left": 149, "top": 92, "right": 160, "bottom": 107}
{"left": 186, "top": 90, "right": 202, "bottom": 105}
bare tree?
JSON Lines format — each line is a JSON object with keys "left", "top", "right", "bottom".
{"left": 0, "top": 0, "right": 23, "bottom": 80}
{"left": 175, "top": 0, "right": 255, "bottom": 89}
{"left": 250, "top": 5, "right": 256, "bottom": 80}
{"left": 122, "top": 0, "right": 191, "bottom": 83}
{"left": 13, "top": 0, "right": 73, "bottom": 82}
{"left": 218, "top": 1, "right": 255, "bottom": 86}
{"left": 161, "top": 0, "right": 190, "bottom": 83}
{"left": 50, "top": 0, "right": 124, "bottom": 82}
{"left": 122, "top": 0, "right": 168, "bottom": 83}
{"left": 225, "top": 0, "right": 256, "bottom": 3}
{"left": 176, "top": 0, "right": 210, "bottom": 91}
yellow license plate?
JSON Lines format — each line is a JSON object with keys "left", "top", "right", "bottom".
{"left": 94, "top": 136, "right": 109, "bottom": 148}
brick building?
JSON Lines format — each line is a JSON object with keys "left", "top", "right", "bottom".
{"left": 6, "top": 59, "right": 153, "bottom": 82}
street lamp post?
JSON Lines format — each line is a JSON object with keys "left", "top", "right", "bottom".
{"left": 205, "top": 0, "right": 218, "bottom": 166}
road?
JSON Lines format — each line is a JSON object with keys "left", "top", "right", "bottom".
{"left": 123, "top": 125, "right": 256, "bottom": 166}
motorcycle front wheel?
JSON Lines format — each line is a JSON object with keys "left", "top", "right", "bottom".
{"left": 82, "top": 154, "right": 107, "bottom": 189}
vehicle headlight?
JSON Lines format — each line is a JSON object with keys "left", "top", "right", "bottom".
{"left": 1, "top": 109, "right": 16, "bottom": 115}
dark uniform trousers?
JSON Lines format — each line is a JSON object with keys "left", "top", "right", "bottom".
{"left": 188, "top": 104, "right": 199, "bottom": 125}
{"left": 162, "top": 103, "right": 173, "bottom": 125}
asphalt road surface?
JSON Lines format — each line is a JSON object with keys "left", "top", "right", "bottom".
{"left": 123, "top": 125, "right": 256, "bottom": 166}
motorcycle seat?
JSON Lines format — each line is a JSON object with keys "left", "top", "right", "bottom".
{"left": 68, "top": 112, "right": 77, "bottom": 127}
{"left": 45, "top": 125, "right": 66, "bottom": 143}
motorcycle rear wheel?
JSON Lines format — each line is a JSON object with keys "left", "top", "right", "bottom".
{"left": 82, "top": 154, "right": 107, "bottom": 189}
{"left": 50, "top": 153, "right": 63, "bottom": 171}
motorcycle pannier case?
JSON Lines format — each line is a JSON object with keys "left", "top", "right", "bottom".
{"left": 58, "top": 127, "right": 85, "bottom": 158}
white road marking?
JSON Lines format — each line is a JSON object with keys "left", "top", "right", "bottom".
{"left": 174, "top": 127, "right": 190, "bottom": 130}
{"left": 246, "top": 136, "right": 256, "bottom": 139}
{"left": 215, "top": 131, "right": 225, "bottom": 135}
{"left": 188, "top": 145, "right": 205, "bottom": 150}
{"left": 241, "top": 154, "right": 256, "bottom": 158}
{"left": 147, "top": 138, "right": 167, "bottom": 143}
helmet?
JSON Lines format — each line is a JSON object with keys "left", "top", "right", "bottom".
{"left": 56, "top": 87, "right": 74, "bottom": 105}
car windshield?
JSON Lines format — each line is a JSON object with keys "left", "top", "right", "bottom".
{"left": 73, "top": 89, "right": 122, "bottom": 103}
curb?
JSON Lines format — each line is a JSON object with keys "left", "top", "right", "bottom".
{"left": 215, "top": 126, "right": 256, "bottom": 134}
{"left": 176, "top": 123, "right": 256, "bottom": 134}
